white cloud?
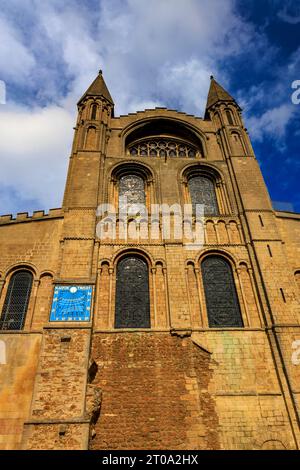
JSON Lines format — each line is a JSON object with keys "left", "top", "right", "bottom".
{"left": 241, "top": 44, "right": 300, "bottom": 145}
{"left": 158, "top": 59, "right": 213, "bottom": 115}
{"left": 0, "top": 104, "right": 74, "bottom": 214}
{"left": 278, "top": 11, "right": 300, "bottom": 24}
{"left": 278, "top": 2, "right": 300, "bottom": 24}
{"left": 96, "top": 0, "right": 265, "bottom": 114}
{"left": 0, "top": 16, "right": 35, "bottom": 84}
{"left": 246, "top": 104, "right": 296, "bottom": 144}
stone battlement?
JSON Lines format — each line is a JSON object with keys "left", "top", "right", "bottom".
{"left": 0, "top": 208, "right": 63, "bottom": 225}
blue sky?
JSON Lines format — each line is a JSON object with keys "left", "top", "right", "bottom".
{"left": 0, "top": 0, "right": 299, "bottom": 215}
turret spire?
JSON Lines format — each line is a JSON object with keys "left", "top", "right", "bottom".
{"left": 78, "top": 70, "right": 114, "bottom": 106}
{"left": 206, "top": 76, "right": 239, "bottom": 111}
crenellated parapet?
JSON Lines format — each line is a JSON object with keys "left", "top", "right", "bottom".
{"left": 0, "top": 208, "right": 63, "bottom": 226}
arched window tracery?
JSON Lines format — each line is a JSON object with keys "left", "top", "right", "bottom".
{"left": 201, "top": 256, "right": 243, "bottom": 328}
{"left": 188, "top": 176, "right": 219, "bottom": 216}
{"left": 0, "top": 270, "right": 33, "bottom": 330}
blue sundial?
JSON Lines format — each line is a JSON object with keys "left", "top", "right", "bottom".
{"left": 50, "top": 285, "right": 93, "bottom": 322}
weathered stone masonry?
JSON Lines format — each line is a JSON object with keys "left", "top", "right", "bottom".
{"left": 0, "top": 73, "right": 299, "bottom": 449}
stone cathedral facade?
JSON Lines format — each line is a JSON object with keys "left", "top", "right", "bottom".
{"left": 0, "top": 72, "right": 299, "bottom": 450}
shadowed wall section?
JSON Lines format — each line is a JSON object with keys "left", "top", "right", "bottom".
{"left": 89, "top": 333, "right": 220, "bottom": 450}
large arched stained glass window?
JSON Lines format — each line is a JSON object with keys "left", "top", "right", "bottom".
{"left": 201, "top": 256, "right": 243, "bottom": 328}
{"left": 119, "top": 175, "right": 146, "bottom": 211}
{"left": 0, "top": 271, "right": 33, "bottom": 330}
{"left": 115, "top": 256, "right": 150, "bottom": 328}
{"left": 188, "top": 176, "right": 219, "bottom": 216}
{"left": 91, "top": 104, "right": 97, "bottom": 120}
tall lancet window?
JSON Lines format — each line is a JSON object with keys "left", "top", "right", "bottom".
{"left": 188, "top": 176, "right": 219, "bottom": 216}
{"left": 115, "top": 256, "right": 150, "bottom": 328}
{"left": 201, "top": 256, "right": 243, "bottom": 328}
{"left": 226, "top": 109, "right": 235, "bottom": 126}
{"left": 119, "top": 175, "right": 146, "bottom": 211}
{"left": 0, "top": 271, "right": 33, "bottom": 330}
{"left": 91, "top": 104, "right": 97, "bottom": 120}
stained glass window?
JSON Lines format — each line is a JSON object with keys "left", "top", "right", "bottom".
{"left": 188, "top": 176, "right": 219, "bottom": 216}
{"left": 201, "top": 256, "right": 243, "bottom": 328}
{"left": 119, "top": 175, "right": 146, "bottom": 210}
{"left": 115, "top": 256, "right": 150, "bottom": 328}
{"left": 0, "top": 271, "right": 33, "bottom": 330}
